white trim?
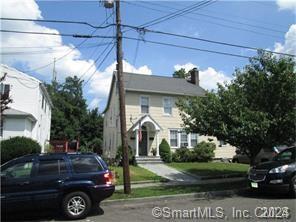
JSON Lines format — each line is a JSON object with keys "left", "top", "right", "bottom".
{"left": 139, "top": 95, "right": 150, "bottom": 114}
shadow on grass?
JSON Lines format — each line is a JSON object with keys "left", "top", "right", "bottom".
{"left": 2, "top": 205, "right": 105, "bottom": 221}
{"left": 184, "top": 168, "right": 247, "bottom": 177}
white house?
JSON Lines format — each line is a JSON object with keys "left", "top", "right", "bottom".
{"left": 0, "top": 64, "right": 52, "bottom": 152}
{"left": 103, "top": 69, "right": 236, "bottom": 162}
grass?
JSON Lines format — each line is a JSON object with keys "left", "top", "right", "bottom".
{"left": 167, "top": 162, "right": 249, "bottom": 177}
{"left": 109, "top": 181, "right": 246, "bottom": 200}
{"left": 109, "top": 166, "right": 163, "bottom": 185}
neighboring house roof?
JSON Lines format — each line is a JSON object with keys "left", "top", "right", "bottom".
{"left": 1, "top": 64, "right": 53, "bottom": 108}
{"left": 3, "top": 108, "right": 37, "bottom": 122}
{"left": 103, "top": 72, "right": 206, "bottom": 113}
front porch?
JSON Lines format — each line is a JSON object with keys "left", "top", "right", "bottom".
{"left": 128, "top": 114, "right": 162, "bottom": 158}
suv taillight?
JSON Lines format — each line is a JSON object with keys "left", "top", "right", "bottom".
{"left": 104, "top": 172, "right": 113, "bottom": 185}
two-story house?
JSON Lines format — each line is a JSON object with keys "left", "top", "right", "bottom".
{"left": 103, "top": 69, "right": 235, "bottom": 161}
{"left": 1, "top": 64, "right": 52, "bottom": 152}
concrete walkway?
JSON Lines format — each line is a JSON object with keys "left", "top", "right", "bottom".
{"left": 115, "top": 177, "right": 246, "bottom": 190}
{"left": 138, "top": 163, "right": 199, "bottom": 182}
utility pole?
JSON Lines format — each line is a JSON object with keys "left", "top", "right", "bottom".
{"left": 114, "top": 0, "right": 131, "bottom": 194}
{"left": 52, "top": 58, "right": 57, "bottom": 83}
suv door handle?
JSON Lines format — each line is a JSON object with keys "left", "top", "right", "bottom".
{"left": 18, "top": 181, "right": 30, "bottom": 186}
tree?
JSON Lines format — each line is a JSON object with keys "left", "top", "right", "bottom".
{"left": 46, "top": 76, "right": 104, "bottom": 151}
{"left": 0, "top": 73, "right": 12, "bottom": 113}
{"left": 177, "top": 52, "right": 296, "bottom": 165}
{"left": 172, "top": 68, "right": 190, "bottom": 79}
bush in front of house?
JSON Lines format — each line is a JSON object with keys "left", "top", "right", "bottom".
{"left": 159, "top": 139, "right": 172, "bottom": 163}
{"left": 172, "top": 147, "right": 192, "bottom": 162}
{"left": 191, "top": 141, "right": 216, "bottom": 162}
{"left": 171, "top": 142, "right": 216, "bottom": 162}
{"left": 115, "top": 145, "right": 136, "bottom": 166}
{"left": 1, "top": 136, "right": 41, "bottom": 163}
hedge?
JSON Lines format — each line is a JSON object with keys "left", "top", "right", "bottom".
{"left": 159, "top": 139, "right": 172, "bottom": 163}
{"left": 1, "top": 136, "right": 41, "bottom": 163}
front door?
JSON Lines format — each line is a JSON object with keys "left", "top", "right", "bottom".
{"left": 139, "top": 131, "right": 148, "bottom": 156}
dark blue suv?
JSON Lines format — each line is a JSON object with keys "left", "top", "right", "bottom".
{"left": 1, "top": 153, "right": 115, "bottom": 219}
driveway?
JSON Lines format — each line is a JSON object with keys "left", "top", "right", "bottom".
{"left": 139, "top": 163, "right": 199, "bottom": 182}
{"left": 3, "top": 191, "right": 295, "bottom": 221}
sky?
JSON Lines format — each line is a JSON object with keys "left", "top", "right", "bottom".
{"left": 1, "top": 0, "right": 295, "bottom": 111}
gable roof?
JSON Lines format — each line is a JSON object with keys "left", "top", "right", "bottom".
{"left": 124, "top": 72, "right": 205, "bottom": 96}
{"left": 103, "top": 72, "right": 206, "bottom": 113}
{"left": 1, "top": 64, "right": 53, "bottom": 108}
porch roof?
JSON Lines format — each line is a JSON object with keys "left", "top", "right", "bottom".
{"left": 129, "top": 114, "right": 162, "bottom": 132}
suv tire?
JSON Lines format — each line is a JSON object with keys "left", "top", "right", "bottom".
{"left": 62, "top": 191, "right": 92, "bottom": 219}
{"left": 289, "top": 175, "right": 296, "bottom": 198}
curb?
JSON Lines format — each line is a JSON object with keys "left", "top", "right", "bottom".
{"left": 101, "top": 188, "right": 244, "bottom": 206}
{"left": 200, "top": 173, "right": 247, "bottom": 180}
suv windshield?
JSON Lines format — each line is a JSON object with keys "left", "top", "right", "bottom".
{"left": 274, "top": 148, "right": 295, "bottom": 162}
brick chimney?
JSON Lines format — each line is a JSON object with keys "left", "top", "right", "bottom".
{"left": 190, "top": 68, "right": 199, "bottom": 86}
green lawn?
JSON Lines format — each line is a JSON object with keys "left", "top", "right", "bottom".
{"left": 109, "top": 166, "right": 163, "bottom": 185}
{"left": 167, "top": 162, "right": 249, "bottom": 177}
{"left": 110, "top": 180, "right": 246, "bottom": 200}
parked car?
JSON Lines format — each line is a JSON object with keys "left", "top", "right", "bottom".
{"left": 1, "top": 153, "right": 115, "bottom": 219}
{"left": 232, "top": 146, "right": 289, "bottom": 164}
{"left": 248, "top": 146, "right": 296, "bottom": 196}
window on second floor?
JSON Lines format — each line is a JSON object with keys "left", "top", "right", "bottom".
{"left": 163, "top": 97, "right": 172, "bottom": 115}
{"left": 140, "top": 96, "right": 149, "bottom": 114}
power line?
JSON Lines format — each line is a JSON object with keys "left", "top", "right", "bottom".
{"left": 124, "top": 36, "right": 253, "bottom": 59}
{"left": 17, "top": 11, "right": 115, "bottom": 73}
{"left": 143, "top": 1, "right": 285, "bottom": 34}
{"left": 124, "top": 1, "right": 282, "bottom": 39}
{"left": 0, "top": 42, "right": 112, "bottom": 55}
{"left": 0, "top": 29, "right": 114, "bottom": 39}
{"left": 122, "top": 25, "right": 295, "bottom": 57}
{"left": 136, "top": 0, "right": 216, "bottom": 28}
{"left": 83, "top": 43, "right": 115, "bottom": 86}
{"left": 0, "top": 17, "right": 113, "bottom": 29}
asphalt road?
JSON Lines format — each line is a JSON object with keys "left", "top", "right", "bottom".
{"left": 3, "top": 191, "right": 296, "bottom": 222}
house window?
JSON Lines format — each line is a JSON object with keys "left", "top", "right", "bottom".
{"left": 163, "top": 97, "right": 172, "bottom": 115}
{"left": 180, "top": 131, "right": 188, "bottom": 148}
{"left": 169, "top": 130, "right": 178, "bottom": 147}
{"left": 219, "top": 140, "right": 227, "bottom": 147}
{"left": 41, "top": 95, "right": 45, "bottom": 109}
{"left": 140, "top": 96, "right": 149, "bottom": 114}
{"left": 190, "top": 133, "right": 198, "bottom": 147}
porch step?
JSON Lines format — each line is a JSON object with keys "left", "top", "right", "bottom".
{"left": 136, "top": 156, "right": 163, "bottom": 164}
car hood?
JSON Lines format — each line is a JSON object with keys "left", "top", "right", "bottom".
{"left": 253, "top": 160, "right": 294, "bottom": 170}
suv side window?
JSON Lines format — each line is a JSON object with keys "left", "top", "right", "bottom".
{"left": 70, "top": 156, "right": 103, "bottom": 173}
{"left": 37, "top": 159, "right": 68, "bottom": 176}
{"left": 2, "top": 161, "right": 33, "bottom": 179}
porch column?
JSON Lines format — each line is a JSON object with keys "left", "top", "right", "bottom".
{"left": 135, "top": 130, "right": 139, "bottom": 157}
{"left": 156, "top": 130, "right": 160, "bottom": 157}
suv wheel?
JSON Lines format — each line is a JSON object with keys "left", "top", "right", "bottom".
{"left": 62, "top": 191, "right": 91, "bottom": 219}
{"left": 290, "top": 175, "right": 296, "bottom": 198}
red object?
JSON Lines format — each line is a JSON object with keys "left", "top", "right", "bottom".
{"left": 138, "top": 122, "right": 142, "bottom": 142}
{"left": 104, "top": 172, "right": 113, "bottom": 185}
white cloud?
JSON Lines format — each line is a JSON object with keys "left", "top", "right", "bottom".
{"left": 174, "top": 63, "right": 231, "bottom": 90}
{"left": 1, "top": 0, "right": 153, "bottom": 110}
{"left": 276, "top": 0, "right": 296, "bottom": 11}
{"left": 88, "top": 60, "right": 152, "bottom": 109}
{"left": 1, "top": 0, "right": 95, "bottom": 81}
{"left": 274, "top": 24, "right": 296, "bottom": 56}
{"left": 174, "top": 63, "right": 197, "bottom": 73}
